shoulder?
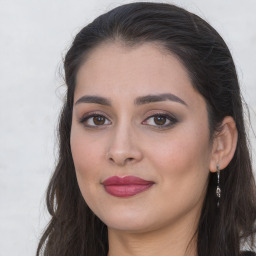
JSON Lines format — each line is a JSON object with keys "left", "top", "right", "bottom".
{"left": 241, "top": 251, "right": 256, "bottom": 256}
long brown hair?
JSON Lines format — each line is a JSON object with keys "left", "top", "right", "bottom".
{"left": 37, "top": 2, "right": 256, "bottom": 256}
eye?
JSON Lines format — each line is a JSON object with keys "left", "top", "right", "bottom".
{"left": 80, "top": 114, "right": 111, "bottom": 127}
{"left": 142, "top": 114, "right": 177, "bottom": 128}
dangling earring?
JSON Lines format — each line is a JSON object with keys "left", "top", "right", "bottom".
{"left": 216, "top": 164, "right": 221, "bottom": 208}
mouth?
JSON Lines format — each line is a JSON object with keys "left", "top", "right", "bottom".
{"left": 102, "top": 176, "right": 155, "bottom": 197}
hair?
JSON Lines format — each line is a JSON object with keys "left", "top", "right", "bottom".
{"left": 36, "top": 2, "right": 256, "bottom": 256}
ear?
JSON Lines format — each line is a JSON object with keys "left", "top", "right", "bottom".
{"left": 209, "top": 116, "right": 238, "bottom": 173}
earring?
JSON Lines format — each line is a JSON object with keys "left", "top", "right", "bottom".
{"left": 216, "top": 164, "right": 221, "bottom": 208}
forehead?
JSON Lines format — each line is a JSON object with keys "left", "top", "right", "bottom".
{"left": 75, "top": 42, "right": 204, "bottom": 109}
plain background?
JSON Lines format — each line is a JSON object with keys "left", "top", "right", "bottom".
{"left": 0, "top": 0, "right": 255, "bottom": 255}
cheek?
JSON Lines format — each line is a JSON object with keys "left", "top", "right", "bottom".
{"left": 150, "top": 125, "right": 209, "bottom": 167}
{"left": 156, "top": 137, "right": 208, "bottom": 172}
{"left": 70, "top": 125, "right": 105, "bottom": 197}
{"left": 71, "top": 140, "right": 101, "bottom": 172}
{"left": 70, "top": 135, "right": 108, "bottom": 214}
{"left": 146, "top": 123, "right": 211, "bottom": 200}
{"left": 70, "top": 119, "right": 106, "bottom": 167}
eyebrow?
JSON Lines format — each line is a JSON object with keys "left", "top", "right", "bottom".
{"left": 134, "top": 93, "right": 187, "bottom": 106}
{"left": 75, "top": 93, "right": 187, "bottom": 107}
{"left": 75, "top": 95, "right": 111, "bottom": 106}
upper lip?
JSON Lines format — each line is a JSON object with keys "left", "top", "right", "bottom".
{"left": 102, "top": 176, "right": 154, "bottom": 185}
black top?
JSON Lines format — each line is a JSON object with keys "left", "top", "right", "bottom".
{"left": 241, "top": 252, "right": 256, "bottom": 256}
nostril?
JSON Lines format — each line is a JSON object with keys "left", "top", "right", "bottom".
{"left": 108, "top": 156, "right": 135, "bottom": 166}
{"left": 109, "top": 157, "right": 115, "bottom": 162}
{"left": 123, "top": 157, "right": 135, "bottom": 165}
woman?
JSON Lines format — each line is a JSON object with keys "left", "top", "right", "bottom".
{"left": 36, "top": 2, "right": 256, "bottom": 256}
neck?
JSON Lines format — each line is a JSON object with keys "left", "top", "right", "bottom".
{"left": 107, "top": 215, "right": 198, "bottom": 256}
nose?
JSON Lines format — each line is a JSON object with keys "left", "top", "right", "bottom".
{"left": 106, "top": 124, "right": 143, "bottom": 166}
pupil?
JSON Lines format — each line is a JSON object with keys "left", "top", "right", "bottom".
{"left": 93, "top": 116, "right": 105, "bottom": 125}
{"left": 154, "top": 116, "right": 166, "bottom": 125}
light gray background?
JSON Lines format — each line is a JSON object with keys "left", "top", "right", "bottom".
{"left": 0, "top": 0, "right": 255, "bottom": 255}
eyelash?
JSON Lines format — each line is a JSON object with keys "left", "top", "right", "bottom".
{"left": 142, "top": 113, "right": 178, "bottom": 128}
{"left": 79, "top": 112, "right": 178, "bottom": 129}
{"left": 79, "top": 112, "right": 112, "bottom": 128}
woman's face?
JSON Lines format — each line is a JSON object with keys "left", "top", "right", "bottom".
{"left": 70, "top": 42, "right": 214, "bottom": 233}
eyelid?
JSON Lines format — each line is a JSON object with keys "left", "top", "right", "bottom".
{"left": 78, "top": 110, "right": 178, "bottom": 129}
{"left": 142, "top": 112, "right": 178, "bottom": 128}
{"left": 79, "top": 111, "right": 112, "bottom": 127}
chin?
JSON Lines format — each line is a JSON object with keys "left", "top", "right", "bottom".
{"left": 95, "top": 207, "right": 153, "bottom": 232}
{"left": 97, "top": 206, "right": 171, "bottom": 234}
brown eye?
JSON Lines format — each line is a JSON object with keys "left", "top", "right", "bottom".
{"left": 154, "top": 116, "right": 167, "bottom": 125}
{"left": 80, "top": 114, "right": 111, "bottom": 127}
{"left": 93, "top": 116, "right": 106, "bottom": 125}
{"left": 142, "top": 114, "right": 178, "bottom": 128}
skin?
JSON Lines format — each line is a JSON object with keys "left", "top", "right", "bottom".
{"left": 70, "top": 42, "right": 238, "bottom": 256}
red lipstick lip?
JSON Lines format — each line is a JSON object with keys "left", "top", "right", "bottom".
{"left": 102, "top": 176, "right": 155, "bottom": 197}
{"left": 102, "top": 176, "right": 154, "bottom": 185}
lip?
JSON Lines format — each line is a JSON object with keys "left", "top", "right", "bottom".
{"left": 102, "top": 176, "right": 154, "bottom": 197}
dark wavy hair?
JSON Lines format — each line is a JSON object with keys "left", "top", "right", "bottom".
{"left": 36, "top": 2, "right": 256, "bottom": 256}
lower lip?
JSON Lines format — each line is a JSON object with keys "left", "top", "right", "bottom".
{"left": 104, "top": 184, "right": 153, "bottom": 197}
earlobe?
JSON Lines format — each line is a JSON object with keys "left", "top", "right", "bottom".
{"left": 209, "top": 116, "right": 238, "bottom": 173}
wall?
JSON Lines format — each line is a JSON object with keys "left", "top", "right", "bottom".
{"left": 0, "top": 0, "right": 255, "bottom": 255}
